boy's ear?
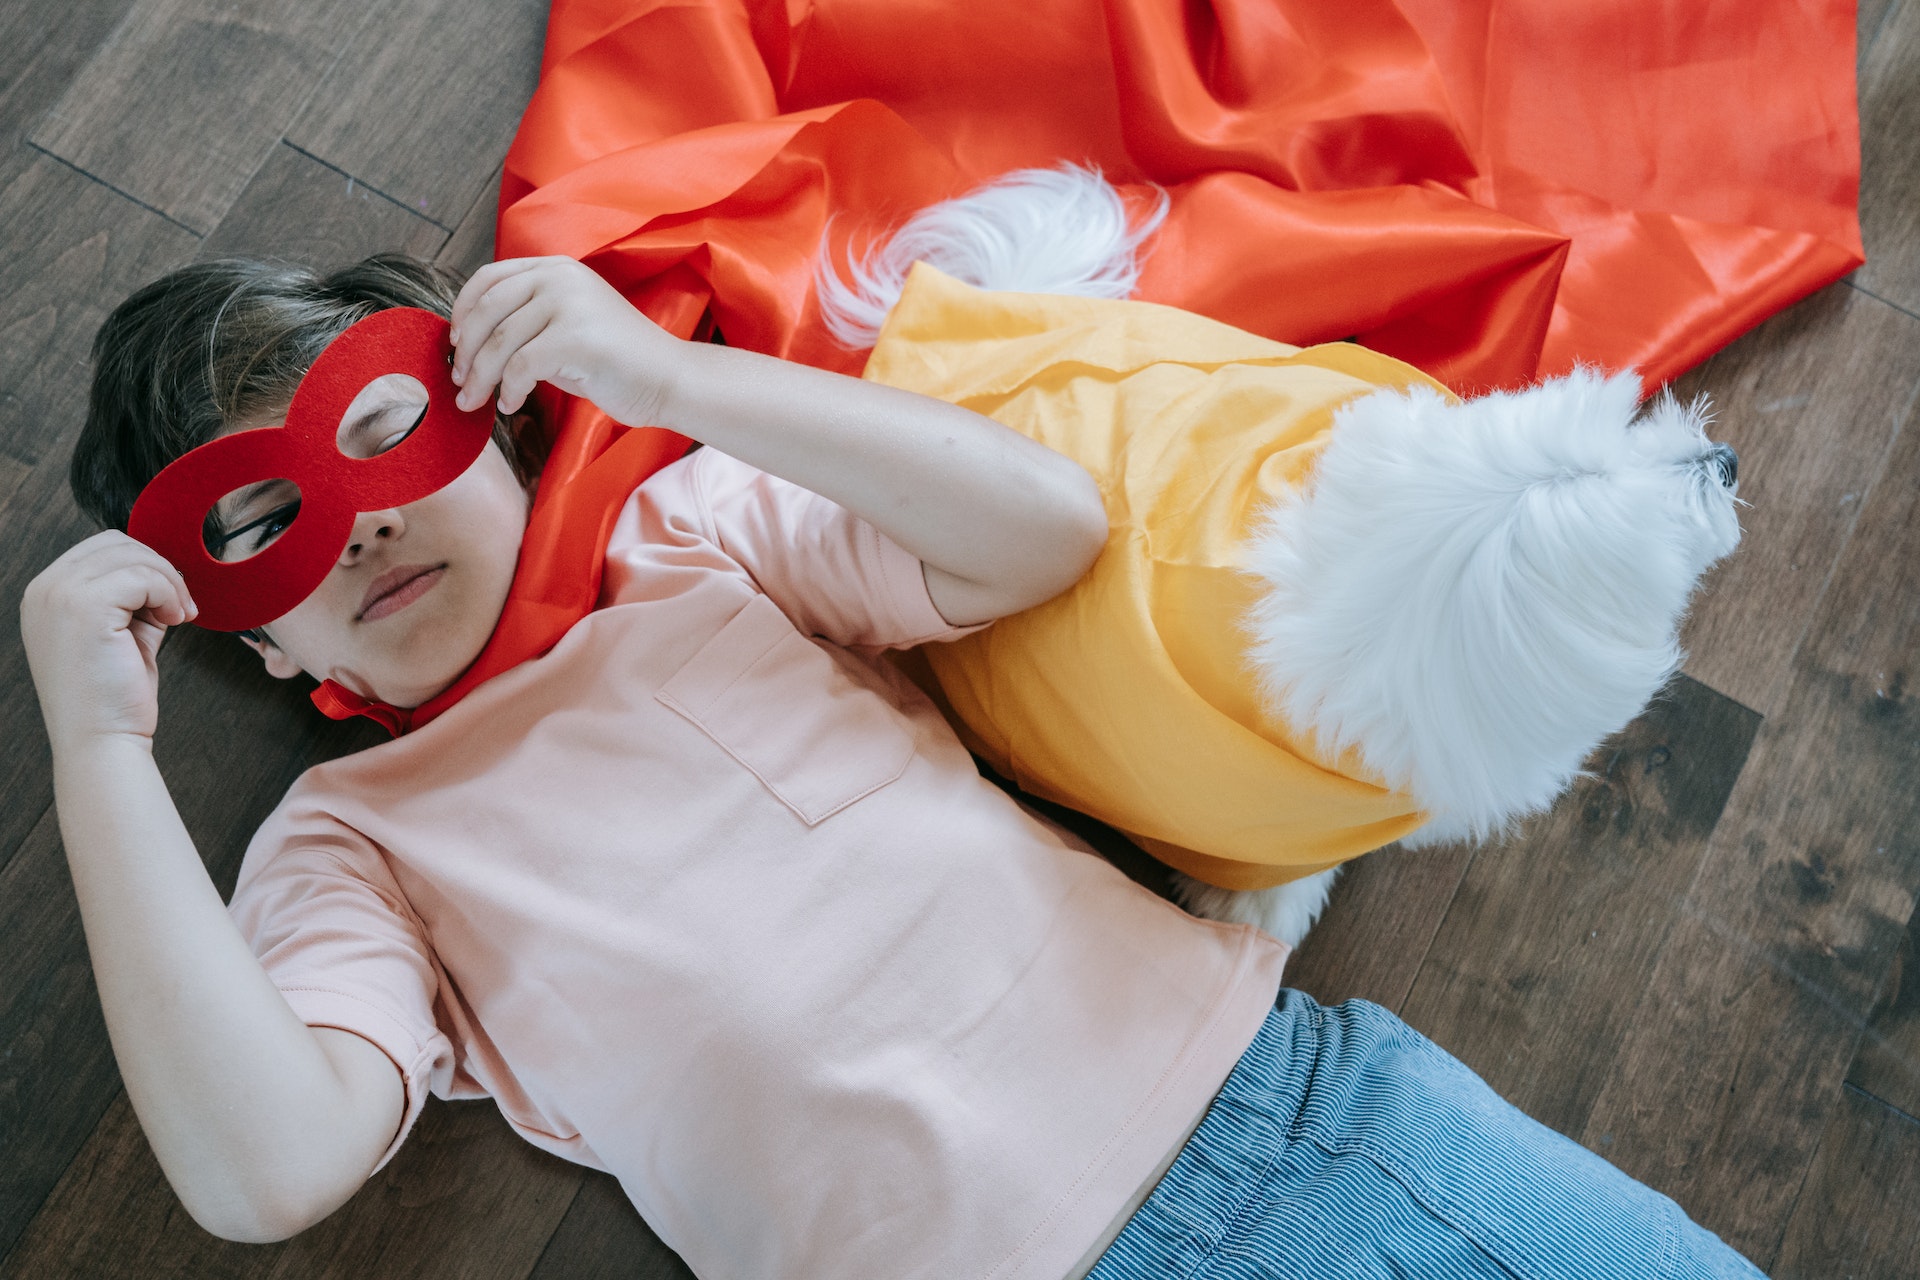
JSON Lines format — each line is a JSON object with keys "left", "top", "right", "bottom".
{"left": 239, "top": 631, "right": 303, "bottom": 680}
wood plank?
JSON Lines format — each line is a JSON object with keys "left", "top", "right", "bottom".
{"left": 1675, "top": 280, "right": 1920, "bottom": 714}
{"left": 1280, "top": 841, "right": 1474, "bottom": 1013}
{"left": 437, "top": 164, "right": 506, "bottom": 282}
{"left": 28, "top": 0, "right": 376, "bottom": 234}
{"left": 0, "top": 464, "right": 97, "bottom": 869}
{"left": 285, "top": 0, "right": 546, "bottom": 228}
{"left": 0, "top": 152, "right": 200, "bottom": 470}
{"left": 525, "top": 1172, "right": 695, "bottom": 1280}
{"left": 1773, "top": 1086, "right": 1920, "bottom": 1280}
{"left": 1848, "top": 897, "right": 1920, "bottom": 1119}
{"left": 3, "top": 1092, "right": 579, "bottom": 1280}
{"left": 0, "top": 454, "right": 32, "bottom": 521}
{"left": 1576, "top": 322, "right": 1920, "bottom": 1264}
{"left": 199, "top": 141, "right": 445, "bottom": 265}
{"left": 1855, "top": 0, "right": 1920, "bottom": 313}
{"left": 1398, "top": 677, "right": 1760, "bottom": 1137}
{"left": 0, "top": 153, "right": 199, "bottom": 872}
{"left": 0, "top": 812, "right": 122, "bottom": 1265}
{"left": 1860, "top": 0, "right": 1900, "bottom": 66}
{"left": 0, "top": 0, "right": 138, "bottom": 139}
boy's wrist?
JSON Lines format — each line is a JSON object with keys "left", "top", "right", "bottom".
{"left": 637, "top": 328, "right": 710, "bottom": 431}
{"left": 50, "top": 724, "right": 157, "bottom": 771}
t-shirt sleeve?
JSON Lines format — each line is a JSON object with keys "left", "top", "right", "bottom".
{"left": 686, "top": 448, "right": 990, "bottom": 650}
{"left": 228, "top": 828, "right": 456, "bottom": 1174}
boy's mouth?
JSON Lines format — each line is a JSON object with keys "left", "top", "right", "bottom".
{"left": 359, "top": 563, "right": 446, "bottom": 621}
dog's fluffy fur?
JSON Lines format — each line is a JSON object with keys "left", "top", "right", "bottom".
{"left": 823, "top": 165, "right": 1743, "bottom": 948}
{"left": 817, "top": 165, "right": 1166, "bottom": 347}
{"left": 1245, "top": 371, "right": 1743, "bottom": 848}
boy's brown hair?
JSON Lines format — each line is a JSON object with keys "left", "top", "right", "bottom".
{"left": 70, "top": 254, "right": 528, "bottom": 534}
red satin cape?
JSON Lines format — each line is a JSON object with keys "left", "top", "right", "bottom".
{"left": 318, "top": 0, "right": 1862, "bottom": 733}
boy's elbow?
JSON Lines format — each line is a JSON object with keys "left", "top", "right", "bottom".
{"left": 191, "top": 1191, "right": 336, "bottom": 1245}
{"left": 1045, "top": 465, "right": 1110, "bottom": 593}
{"left": 189, "top": 1199, "right": 306, "bottom": 1246}
{"left": 177, "top": 1163, "right": 353, "bottom": 1244}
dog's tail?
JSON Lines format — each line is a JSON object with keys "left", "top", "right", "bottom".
{"left": 816, "top": 164, "right": 1168, "bottom": 348}
{"left": 1242, "top": 371, "right": 1741, "bottom": 845}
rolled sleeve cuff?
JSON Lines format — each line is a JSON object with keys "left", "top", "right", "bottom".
{"left": 865, "top": 524, "right": 993, "bottom": 647}
{"left": 278, "top": 986, "right": 452, "bottom": 1175}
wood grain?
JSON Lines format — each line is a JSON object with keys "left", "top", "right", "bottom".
{"left": 200, "top": 142, "right": 446, "bottom": 265}
{"left": 2, "top": 1092, "right": 580, "bottom": 1280}
{"left": 1848, "top": 882, "right": 1920, "bottom": 1119}
{"left": 1399, "top": 677, "right": 1759, "bottom": 1137}
{"left": 0, "top": 152, "right": 199, "bottom": 470}
{"left": 1578, "top": 325, "right": 1920, "bottom": 1264}
{"left": 0, "top": 813, "right": 122, "bottom": 1265}
{"left": 0, "top": 0, "right": 138, "bottom": 139}
{"left": 1855, "top": 0, "right": 1920, "bottom": 313}
{"left": 1675, "top": 280, "right": 1920, "bottom": 715}
{"left": 437, "top": 164, "right": 506, "bottom": 281}
{"left": 525, "top": 1172, "right": 696, "bottom": 1280}
{"left": 1861, "top": 0, "right": 1901, "bottom": 64}
{"left": 0, "top": 153, "right": 198, "bottom": 872}
{"left": 1773, "top": 1086, "right": 1920, "bottom": 1279}
{"left": 285, "top": 0, "right": 546, "bottom": 228}
{"left": 0, "top": 455, "right": 29, "bottom": 525}
{"left": 1280, "top": 841, "right": 1474, "bottom": 1013}
{"left": 29, "top": 0, "right": 376, "bottom": 234}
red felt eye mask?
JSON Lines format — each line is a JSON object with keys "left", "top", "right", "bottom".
{"left": 128, "top": 308, "right": 495, "bottom": 633}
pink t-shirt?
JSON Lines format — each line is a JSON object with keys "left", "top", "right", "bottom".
{"left": 230, "top": 448, "right": 1288, "bottom": 1280}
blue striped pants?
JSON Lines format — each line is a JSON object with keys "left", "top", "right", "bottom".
{"left": 1089, "top": 992, "right": 1765, "bottom": 1279}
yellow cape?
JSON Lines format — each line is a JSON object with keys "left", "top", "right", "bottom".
{"left": 870, "top": 265, "right": 1453, "bottom": 891}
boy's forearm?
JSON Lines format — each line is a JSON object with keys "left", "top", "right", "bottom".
{"left": 52, "top": 735, "right": 400, "bottom": 1241}
{"left": 659, "top": 341, "right": 1108, "bottom": 624}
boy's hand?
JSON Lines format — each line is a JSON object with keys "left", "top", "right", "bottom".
{"left": 22, "top": 531, "right": 197, "bottom": 747}
{"left": 448, "top": 256, "right": 680, "bottom": 424}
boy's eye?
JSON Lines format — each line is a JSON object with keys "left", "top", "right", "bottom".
{"left": 374, "top": 403, "right": 428, "bottom": 455}
{"left": 207, "top": 498, "right": 302, "bottom": 562}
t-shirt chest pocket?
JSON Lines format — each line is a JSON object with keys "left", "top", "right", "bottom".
{"left": 656, "top": 594, "right": 916, "bottom": 825}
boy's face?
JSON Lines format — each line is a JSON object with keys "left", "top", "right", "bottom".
{"left": 218, "top": 374, "right": 529, "bottom": 708}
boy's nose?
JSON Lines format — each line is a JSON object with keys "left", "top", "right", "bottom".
{"left": 342, "top": 508, "right": 406, "bottom": 560}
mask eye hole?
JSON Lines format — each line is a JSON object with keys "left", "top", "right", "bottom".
{"left": 335, "top": 373, "right": 429, "bottom": 460}
{"left": 204, "top": 480, "right": 303, "bottom": 561}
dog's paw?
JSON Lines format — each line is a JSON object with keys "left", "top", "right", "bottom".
{"left": 1170, "top": 866, "right": 1341, "bottom": 949}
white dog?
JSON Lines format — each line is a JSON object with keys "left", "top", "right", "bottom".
{"left": 820, "top": 166, "right": 1743, "bottom": 947}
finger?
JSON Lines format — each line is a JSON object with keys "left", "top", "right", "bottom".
{"left": 68, "top": 561, "right": 192, "bottom": 637}
{"left": 123, "top": 563, "right": 196, "bottom": 629}
{"left": 451, "top": 271, "right": 549, "bottom": 392}
{"left": 449, "top": 258, "right": 544, "bottom": 343}
{"left": 450, "top": 257, "right": 573, "bottom": 355}
{"left": 80, "top": 535, "right": 199, "bottom": 620}
{"left": 128, "top": 541, "right": 196, "bottom": 620}
{"left": 496, "top": 329, "right": 563, "bottom": 415}
{"left": 129, "top": 615, "right": 166, "bottom": 666}
{"left": 69, "top": 532, "right": 176, "bottom": 582}
{"left": 461, "top": 304, "right": 554, "bottom": 414}
{"left": 62, "top": 528, "right": 151, "bottom": 573}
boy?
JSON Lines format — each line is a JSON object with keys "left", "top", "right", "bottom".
{"left": 23, "top": 253, "right": 1763, "bottom": 1278}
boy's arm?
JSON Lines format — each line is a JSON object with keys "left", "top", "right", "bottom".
{"left": 22, "top": 533, "right": 403, "bottom": 1242}
{"left": 450, "top": 257, "right": 1110, "bottom": 627}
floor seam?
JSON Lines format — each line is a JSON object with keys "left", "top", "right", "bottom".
{"left": 280, "top": 139, "right": 456, "bottom": 233}
{"left": 22, "top": 142, "right": 204, "bottom": 237}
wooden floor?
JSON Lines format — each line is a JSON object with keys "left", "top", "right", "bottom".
{"left": 0, "top": 1, "right": 1916, "bottom": 1276}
